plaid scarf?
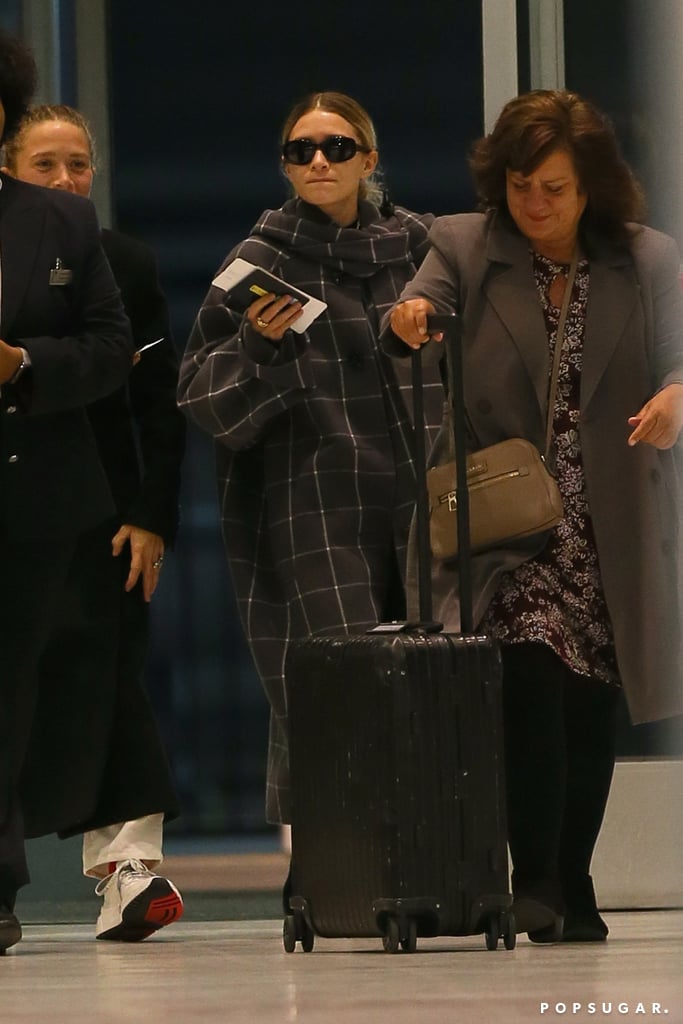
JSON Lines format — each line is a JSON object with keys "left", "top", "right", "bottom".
{"left": 250, "top": 198, "right": 423, "bottom": 280}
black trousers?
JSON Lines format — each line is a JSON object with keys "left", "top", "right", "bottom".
{"left": 0, "top": 538, "right": 78, "bottom": 907}
{"left": 19, "top": 520, "right": 179, "bottom": 840}
{"left": 501, "top": 642, "right": 620, "bottom": 913}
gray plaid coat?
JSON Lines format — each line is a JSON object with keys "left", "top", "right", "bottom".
{"left": 179, "top": 198, "right": 443, "bottom": 822}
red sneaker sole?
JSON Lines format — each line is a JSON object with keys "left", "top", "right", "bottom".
{"left": 144, "top": 893, "right": 184, "bottom": 927}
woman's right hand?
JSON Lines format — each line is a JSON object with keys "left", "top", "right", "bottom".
{"left": 389, "top": 298, "right": 440, "bottom": 349}
{"left": 0, "top": 339, "right": 25, "bottom": 383}
{"left": 247, "top": 293, "right": 303, "bottom": 341}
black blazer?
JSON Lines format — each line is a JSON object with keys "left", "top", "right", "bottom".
{"left": 0, "top": 173, "right": 134, "bottom": 539}
{"left": 88, "top": 229, "right": 185, "bottom": 544}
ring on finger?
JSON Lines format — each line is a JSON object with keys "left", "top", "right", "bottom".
{"left": 152, "top": 557, "right": 164, "bottom": 570}
{"left": 256, "top": 316, "right": 269, "bottom": 329}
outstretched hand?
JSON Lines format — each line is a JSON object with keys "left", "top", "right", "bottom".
{"left": 627, "top": 383, "right": 683, "bottom": 449}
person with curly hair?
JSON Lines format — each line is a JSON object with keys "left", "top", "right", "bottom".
{"left": 386, "top": 89, "right": 683, "bottom": 944}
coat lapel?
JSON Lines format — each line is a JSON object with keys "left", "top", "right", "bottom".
{"left": 581, "top": 246, "right": 638, "bottom": 413}
{"left": 483, "top": 218, "right": 639, "bottom": 422}
{"left": 0, "top": 175, "right": 47, "bottom": 336}
{"left": 483, "top": 223, "right": 551, "bottom": 423}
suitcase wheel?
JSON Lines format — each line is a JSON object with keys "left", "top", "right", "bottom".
{"left": 484, "top": 910, "right": 516, "bottom": 951}
{"left": 503, "top": 910, "right": 516, "bottom": 950}
{"left": 283, "top": 915, "right": 297, "bottom": 953}
{"left": 400, "top": 918, "right": 418, "bottom": 954}
{"left": 484, "top": 915, "right": 499, "bottom": 951}
{"left": 381, "top": 915, "right": 417, "bottom": 955}
{"left": 283, "top": 913, "right": 315, "bottom": 954}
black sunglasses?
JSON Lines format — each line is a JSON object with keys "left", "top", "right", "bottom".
{"left": 282, "top": 135, "right": 370, "bottom": 166}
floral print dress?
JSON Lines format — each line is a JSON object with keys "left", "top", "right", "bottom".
{"left": 482, "top": 251, "right": 619, "bottom": 685}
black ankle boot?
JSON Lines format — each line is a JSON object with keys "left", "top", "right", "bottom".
{"left": 562, "top": 907, "right": 608, "bottom": 942}
{"left": 0, "top": 905, "right": 22, "bottom": 953}
{"left": 528, "top": 918, "right": 565, "bottom": 944}
{"left": 561, "top": 875, "right": 608, "bottom": 942}
{"left": 511, "top": 876, "right": 564, "bottom": 939}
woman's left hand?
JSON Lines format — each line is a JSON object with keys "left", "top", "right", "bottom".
{"left": 112, "top": 524, "right": 165, "bottom": 602}
{"left": 627, "top": 383, "right": 683, "bottom": 449}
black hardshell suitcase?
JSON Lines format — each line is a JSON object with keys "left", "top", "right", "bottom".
{"left": 283, "top": 315, "right": 514, "bottom": 954}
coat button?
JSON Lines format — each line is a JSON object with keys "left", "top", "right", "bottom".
{"left": 8, "top": 454, "right": 18, "bottom": 463}
{"left": 347, "top": 352, "right": 364, "bottom": 369}
{"left": 650, "top": 468, "right": 661, "bottom": 484}
{"left": 477, "top": 398, "right": 492, "bottom": 415}
{"left": 6, "top": 405, "right": 16, "bottom": 414}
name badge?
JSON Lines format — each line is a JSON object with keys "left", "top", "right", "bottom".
{"left": 49, "top": 258, "right": 72, "bottom": 286}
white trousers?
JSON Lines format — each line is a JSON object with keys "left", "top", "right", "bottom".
{"left": 82, "top": 814, "right": 165, "bottom": 878}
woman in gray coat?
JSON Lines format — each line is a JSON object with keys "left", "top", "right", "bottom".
{"left": 386, "top": 90, "right": 683, "bottom": 944}
{"left": 178, "top": 92, "right": 442, "bottom": 831}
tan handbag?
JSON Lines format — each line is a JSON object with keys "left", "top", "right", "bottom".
{"left": 428, "top": 252, "right": 577, "bottom": 560}
{"left": 427, "top": 437, "right": 563, "bottom": 558}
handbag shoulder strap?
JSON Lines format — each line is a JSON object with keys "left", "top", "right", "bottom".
{"left": 443, "top": 248, "right": 578, "bottom": 460}
{"left": 544, "top": 250, "right": 578, "bottom": 458}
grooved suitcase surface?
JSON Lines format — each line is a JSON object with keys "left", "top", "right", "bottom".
{"left": 285, "top": 631, "right": 509, "bottom": 938}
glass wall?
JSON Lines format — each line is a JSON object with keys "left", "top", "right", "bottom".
{"left": 0, "top": 0, "right": 21, "bottom": 31}
{"left": 566, "top": 0, "right": 682, "bottom": 248}
{"left": 564, "top": 0, "right": 683, "bottom": 755}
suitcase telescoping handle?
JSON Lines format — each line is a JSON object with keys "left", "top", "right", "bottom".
{"left": 411, "top": 314, "right": 474, "bottom": 634}
{"left": 410, "top": 342, "right": 434, "bottom": 623}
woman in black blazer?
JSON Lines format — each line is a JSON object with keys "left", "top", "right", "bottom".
{"left": 3, "top": 100, "right": 186, "bottom": 943}
{"left": 0, "top": 31, "right": 138, "bottom": 952}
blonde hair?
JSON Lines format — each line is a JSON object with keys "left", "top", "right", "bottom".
{"left": 280, "top": 91, "right": 382, "bottom": 205}
{"left": 3, "top": 103, "right": 96, "bottom": 172}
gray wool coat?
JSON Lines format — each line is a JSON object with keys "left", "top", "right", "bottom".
{"left": 179, "top": 199, "right": 444, "bottom": 822}
{"left": 383, "top": 211, "right": 683, "bottom": 725}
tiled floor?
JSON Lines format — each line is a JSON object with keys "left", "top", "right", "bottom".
{"left": 2, "top": 911, "right": 681, "bottom": 1024}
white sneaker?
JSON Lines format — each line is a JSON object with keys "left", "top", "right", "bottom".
{"left": 95, "top": 859, "right": 184, "bottom": 941}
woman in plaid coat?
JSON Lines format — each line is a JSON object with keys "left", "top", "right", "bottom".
{"left": 178, "top": 92, "right": 443, "bottom": 824}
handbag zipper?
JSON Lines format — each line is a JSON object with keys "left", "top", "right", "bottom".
{"left": 442, "top": 467, "right": 529, "bottom": 511}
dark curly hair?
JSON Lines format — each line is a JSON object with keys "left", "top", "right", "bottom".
{"left": 468, "top": 89, "right": 646, "bottom": 245}
{"left": 0, "top": 29, "right": 38, "bottom": 145}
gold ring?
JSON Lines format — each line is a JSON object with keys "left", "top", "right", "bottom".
{"left": 153, "top": 558, "right": 163, "bottom": 570}
{"left": 256, "top": 316, "right": 269, "bottom": 329}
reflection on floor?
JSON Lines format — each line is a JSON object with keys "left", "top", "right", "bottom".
{"left": 2, "top": 912, "right": 682, "bottom": 1024}
{"left": 13, "top": 836, "right": 683, "bottom": 1022}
